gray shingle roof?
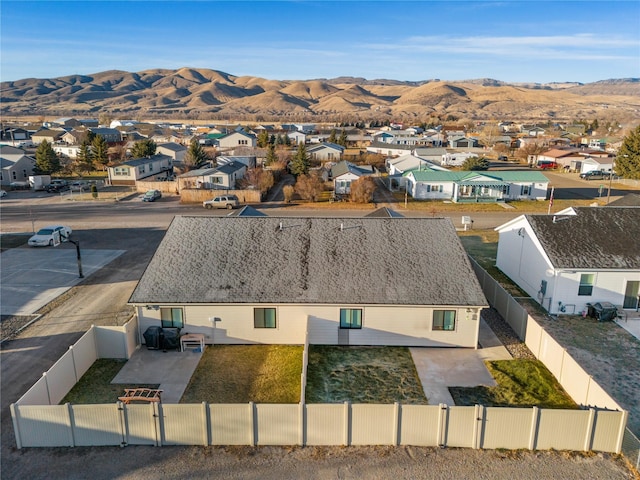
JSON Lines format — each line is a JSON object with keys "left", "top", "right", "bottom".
{"left": 129, "top": 216, "right": 487, "bottom": 307}
{"left": 526, "top": 207, "right": 640, "bottom": 269}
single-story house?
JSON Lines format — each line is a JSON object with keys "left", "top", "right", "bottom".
{"left": 107, "top": 154, "right": 173, "bottom": 186}
{"left": 413, "top": 147, "right": 450, "bottom": 165}
{"left": 404, "top": 170, "right": 549, "bottom": 202}
{"left": 129, "top": 215, "right": 488, "bottom": 347}
{"left": 61, "top": 130, "right": 87, "bottom": 145}
{"left": 89, "top": 127, "right": 122, "bottom": 143}
{"left": 218, "top": 131, "right": 257, "bottom": 150}
{"left": 178, "top": 161, "right": 246, "bottom": 190}
{"left": 0, "top": 146, "right": 35, "bottom": 187}
{"left": 217, "top": 156, "right": 256, "bottom": 169}
{"left": 157, "top": 142, "right": 187, "bottom": 163}
{"left": 386, "top": 154, "right": 447, "bottom": 176}
{"left": 53, "top": 145, "right": 81, "bottom": 159}
{"left": 308, "top": 142, "right": 345, "bottom": 162}
{"left": 448, "top": 136, "right": 479, "bottom": 148}
{"left": 1, "top": 128, "right": 31, "bottom": 146}
{"left": 331, "top": 161, "right": 375, "bottom": 194}
{"left": 287, "top": 131, "right": 306, "bottom": 145}
{"left": 495, "top": 207, "right": 640, "bottom": 315}
{"left": 31, "top": 129, "right": 64, "bottom": 145}
{"left": 366, "top": 142, "right": 414, "bottom": 157}
{"left": 579, "top": 155, "right": 614, "bottom": 174}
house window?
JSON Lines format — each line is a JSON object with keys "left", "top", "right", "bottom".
{"left": 254, "top": 308, "right": 276, "bottom": 328}
{"left": 502, "top": 185, "right": 510, "bottom": 195}
{"left": 340, "top": 308, "right": 362, "bottom": 329}
{"left": 432, "top": 310, "right": 456, "bottom": 331}
{"left": 138, "top": 165, "right": 146, "bottom": 174}
{"left": 212, "top": 177, "right": 222, "bottom": 184}
{"left": 114, "top": 167, "right": 129, "bottom": 176}
{"left": 22, "top": 169, "right": 27, "bottom": 178}
{"left": 520, "top": 185, "right": 530, "bottom": 195}
{"left": 578, "top": 274, "right": 595, "bottom": 296}
{"left": 12, "top": 171, "right": 17, "bottom": 180}
{"left": 160, "top": 307, "right": 184, "bottom": 328}
{"left": 149, "top": 163, "right": 154, "bottom": 171}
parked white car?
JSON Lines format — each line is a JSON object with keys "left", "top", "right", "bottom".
{"left": 0, "top": 189, "right": 6, "bottom": 198}
{"left": 28, "top": 225, "right": 73, "bottom": 247}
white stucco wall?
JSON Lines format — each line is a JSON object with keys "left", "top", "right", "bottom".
{"left": 136, "top": 303, "right": 482, "bottom": 348}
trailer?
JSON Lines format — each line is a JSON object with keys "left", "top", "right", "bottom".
{"left": 28, "top": 175, "right": 52, "bottom": 191}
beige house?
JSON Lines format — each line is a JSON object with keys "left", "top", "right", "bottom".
{"left": 130, "top": 215, "right": 488, "bottom": 348}
{"left": 107, "top": 154, "right": 173, "bottom": 186}
{"left": 0, "top": 146, "right": 35, "bottom": 187}
{"left": 217, "top": 131, "right": 257, "bottom": 150}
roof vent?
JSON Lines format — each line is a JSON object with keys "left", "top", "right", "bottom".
{"left": 340, "top": 222, "right": 362, "bottom": 232}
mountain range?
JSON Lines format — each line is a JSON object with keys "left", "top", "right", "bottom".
{"left": 2, "top": 68, "right": 639, "bottom": 122}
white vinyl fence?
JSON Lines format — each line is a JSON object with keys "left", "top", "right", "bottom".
{"left": 15, "top": 318, "right": 139, "bottom": 406}
{"left": 10, "top": 401, "right": 627, "bottom": 451}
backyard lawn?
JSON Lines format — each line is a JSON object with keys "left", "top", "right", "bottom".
{"left": 61, "top": 359, "right": 159, "bottom": 404}
{"left": 180, "top": 345, "right": 302, "bottom": 403}
{"left": 305, "top": 346, "right": 427, "bottom": 404}
{"left": 450, "top": 359, "right": 578, "bottom": 409}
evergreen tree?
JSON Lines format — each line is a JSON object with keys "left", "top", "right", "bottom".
{"left": 461, "top": 156, "right": 490, "bottom": 171}
{"left": 131, "top": 139, "right": 157, "bottom": 158}
{"left": 269, "top": 134, "right": 276, "bottom": 145}
{"left": 616, "top": 125, "right": 640, "bottom": 179}
{"left": 257, "top": 130, "right": 270, "bottom": 148}
{"left": 76, "top": 140, "right": 94, "bottom": 173}
{"left": 185, "top": 138, "right": 209, "bottom": 168}
{"left": 276, "top": 134, "right": 284, "bottom": 145}
{"left": 34, "top": 140, "right": 61, "bottom": 174}
{"left": 328, "top": 129, "right": 337, "bottom": 144}
{"left": 338, "top": 130, "right": 348, "bottom": 147}
{"left": 289, "top": 142, "right": 310, "bottom": 176}
{"left": 92, "top": 135, "right": 109, "bottom": 170}
{"left": 284, "top": 134, "right": 291, "bottom": 146}
{"left": 265, "top": 143, "right": 278, "bottom": 166}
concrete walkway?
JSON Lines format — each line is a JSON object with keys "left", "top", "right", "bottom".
{"left": 410, "top": 318, "right": 511, "bottom": 405}
{"left": 615, "top": 312, "right": 640, "bottom": 342}
{"left": 111, "top": 346, "right": 203, "bottom": 403}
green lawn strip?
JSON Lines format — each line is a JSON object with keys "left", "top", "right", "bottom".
{"left": 305, "top": 346, "right": 427, "bottom": 404}
{"left": 61, "top": 359, "right": 159, "bottom": 404}
{"left": 180, "top": 345, "right": 302, "bottom": 403}
{"left": 449, "top": 359, "right": 578, "bottom": 409}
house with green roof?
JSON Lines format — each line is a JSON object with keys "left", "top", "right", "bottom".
{"left": 404, "top": 170, "right": 549, "bottom": 202}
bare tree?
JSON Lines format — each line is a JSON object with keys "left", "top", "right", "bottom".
{"left": 294, "top": 172, "right": 324, "bottom": 202}
{"left": 349, "top": 177, "right": 377, "bottom": 203}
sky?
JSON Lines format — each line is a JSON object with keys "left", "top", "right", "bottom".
{"left": 1, "top": 1, "right": 639, "bottom": 84}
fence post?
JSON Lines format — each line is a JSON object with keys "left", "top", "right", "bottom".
{"left": 249, "top": 402, "right": 256, "bottom": 446}
{"left": 393, "top": 402, "right": 400, "bottom": 446}
{"left": 66, "top": 403, "right": 75, "bottom": 447}
{"left": 69, "top": 345, "right": 78, "bottom": 383}
{"left": 10, "top": 404, "right": 22, "bottom": 449}
{"left": 438, "top": 403, "right": 447, "bottom": 447}
{"left": 528, "top": 406, "right": 539, "bottom": 450}
{"left": 117, "top": 401, "right": 127, "bottom": 447}
{"left": 615, "top": 411, "right": 629, "bottom": 454}
{"left": 584, "top": 408, "right": 596, "bottom": 451}
{"left": 473, "top": 405, "right": 483, "bottom": 449}
{"left": 343, "top": 401, "right": 351, "bottom": 446}
{"left": 42, "top": 372, "right": 51, "bottom": 405}
{"left": 202, "top": 402, "right": 209, "bottom": 447}
{"left": 299, "top": 402, "right": 305, "bottom": 447}
{"left": 152, "top": 402, "right": 162, "bottom": 447}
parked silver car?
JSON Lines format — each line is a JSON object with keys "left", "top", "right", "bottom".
{"left": 203, "top": 195, "right": 239, "bottom": 209}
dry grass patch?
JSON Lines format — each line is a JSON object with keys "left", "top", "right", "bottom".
{"left": 61, "top": 359, "right": 159, "bottom": 404}
{"left": 180, "top": 345, "right": 302, "bottom": 403}
{"left": 305, "top": 346, "right": 427, "bottom": 404}
{"left": 449, "top": 359, "right": 578, "bottom": 409}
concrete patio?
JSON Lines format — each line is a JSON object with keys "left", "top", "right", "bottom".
{"left": 111, "top": 346, "right": 203, "bottom": 403}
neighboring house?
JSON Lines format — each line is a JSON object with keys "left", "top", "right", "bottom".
{"left": 413, "top": 147, "right": 450, "bottom": 165}
{"left": 308, "top": 142, "right": 345, "bottom": 162}
{"left": 287, "top": 131, "right": 306, "bottom": 145}
{"left": 61, "top": 130, "right": 87, "bottom": 145}
{"left": 386, "top": 154, "right": 447, "bottom": 176}
{"left": 53, "top": 145, "right": 81, "bottom": 159}
{"left": 448, "top": 136, "right": 479, "bottom": 148}
{"left": 52, "top": 117, "right": 82, "bottom": 128}
{"left": 178, "top": 161, "right": 246, "bottom": 190}
{"left": 157, "top": 142, "right": 187, "bottom": 163}
{"left": 331, "top": 161, "right": 375, "bottom": 194}
{"left": 366, "top": 141, "right": 413, "bottom": 157}
{"left": 495, "top": 207, "right": 640, "bottom": 315}
{"left": 404, "top": 170, "right": 549, "bottom": 202}
{"left": 607, "top": 193, "right": 640, "bottom": 207}
{"left": 579, "top": 156, "right": 614, "bottom": 174}
{"left": 89, "top": 128, "right": 122, "bottom": 143}
{"left": 0, "top": 146, "right": 34, "bottom": 186}
{"left": 129, "top": 215, "right": 488, "bottom": 347}
{"left": 31, "top": 129, "right": 64, "bottom": 145}
{"left": 218, "top": 131, "right": 257, "bottom": 150}
{"left": 0, "top": 127, "right": 31, "bottom": 146}
{"left": 534, "top": 148, "right": 583, "bottom": 169}
{"left": 441, "top": 151, "right": 476, "bottom": 167}
{"left": 217, "top": 156, "right": 256, "bottom": 169}
{"left": 107, "top": 154, "right": 173, "bottom": 186}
